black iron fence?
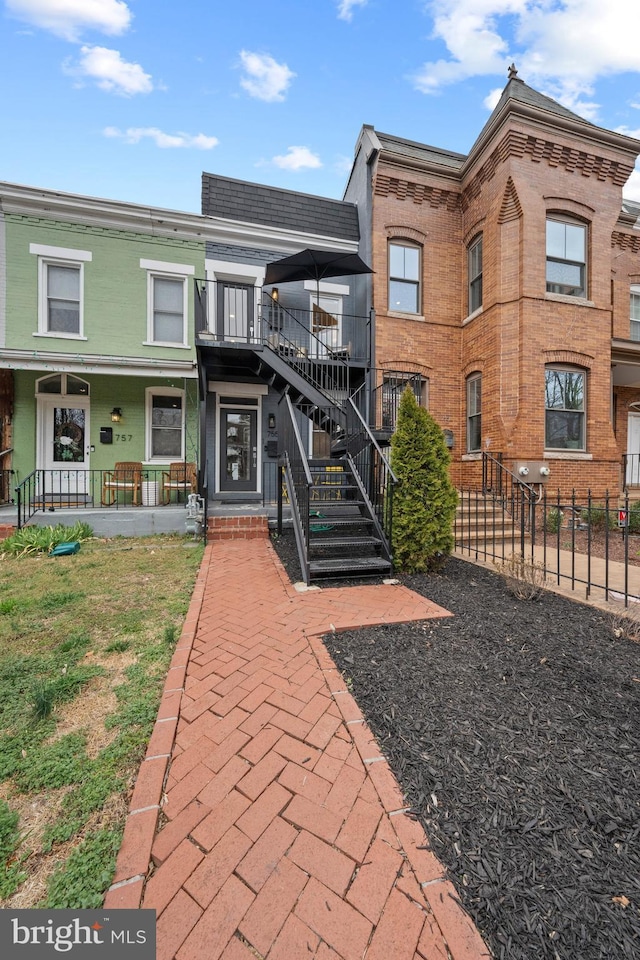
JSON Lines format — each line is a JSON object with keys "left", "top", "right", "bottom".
{"left": 15, "top": 468, "right": 194, "bottom": 529}
{"left": 456, "top": 484, "right": 639, "bottom": 606}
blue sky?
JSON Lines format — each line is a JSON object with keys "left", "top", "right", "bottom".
{"left": 2, "top": 0, "right": 640, "bottom": 213}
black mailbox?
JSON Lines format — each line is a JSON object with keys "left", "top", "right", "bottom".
{"left": 99, "top": 427, "right": 113, "bottom": 444}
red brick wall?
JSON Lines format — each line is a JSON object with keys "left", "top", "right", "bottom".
{"left": 370, "top": 113, "right": 638, "bottom": 500}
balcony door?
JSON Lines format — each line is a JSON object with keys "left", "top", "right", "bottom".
{"left": 216, "top": 282, "right": 255, "bottom": 341}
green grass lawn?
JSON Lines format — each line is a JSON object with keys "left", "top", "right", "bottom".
{"left": 0, "top": 531, "right": 204, "bottom": 908}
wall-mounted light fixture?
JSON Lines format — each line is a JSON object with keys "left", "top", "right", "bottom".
{"left": 110, "top": 407, "right": 122, "bottom": 423}
{"left": 271, "top": 287, "right": 279, "bottom": 302}
{"left": 268, "top": 413, "right": 276, "bottom": 429}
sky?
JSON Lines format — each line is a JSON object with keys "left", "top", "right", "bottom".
{"left": 2, "top": 0, "right": 640, "bottom": 214}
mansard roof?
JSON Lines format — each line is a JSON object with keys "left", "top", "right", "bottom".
{"left": 201, "top": 173, "right": 360, "bottom": 242}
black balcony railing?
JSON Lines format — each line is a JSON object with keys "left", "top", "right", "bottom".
{"left": 15, "top": 469, "right": 196, "bottom": 529}
{"left": 194, "top": 281, "right": 370, "bottom": 363}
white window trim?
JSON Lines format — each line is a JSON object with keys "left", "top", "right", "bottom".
{"left": 145, "top": 386, "right": 185, "bottom": 463}
{"left": 303, "top": 281, "right": 349, "bottom": 297}
{"left": 30, "top": 243, "right": 92, "bottom": 262}
{"left": 631, "top": 285, "right": 640, "bottom": 341}
{"left": 139, "top": 259, "right": 195, "bottom": 276}
{"left": 214, "top": 391, "right": 263, "bottom": 495}
{"left": 35, "top": 256, "right": 87, "bottom": 340}
{"left": 544, "top": 366, "right": 586, "bottom": 452}
{"left": 144, "top": 272, "right": 189, "bottom": 348}
{"left": 205, "top": 259, "right": 264, "bottom": 336}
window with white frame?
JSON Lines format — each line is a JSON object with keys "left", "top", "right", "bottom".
{"left": 141, "top": 259, "right": 194, "bottom": 346}
{"left": 631, "top": 286, "right": 640, "bottom": 341}
{"left": 151, "top": 276, "right": 186, "bottom": 344}
{"left": 466, "top": 373, "right": 482, "bottom": 452}
{"left": 146, "top": 389, "right": 184, "bottom": 460}
{"left": 546, "top": 217, "right": 587, "bottom": 298}
{"left": 545, "top": 366, "right": 586, "bottom": 450}
{"left": 389, "top": 242, "right": 420, "bottom": 314}
{"left": 468, "top": 235, "right": 483, "bottom": 314}
{"left": 30, "top": 243, "right": 92, "bottom": 338}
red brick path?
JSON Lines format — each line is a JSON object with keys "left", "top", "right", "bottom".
{"left": 105, "top": 540, "right": 490, "bottom": 960}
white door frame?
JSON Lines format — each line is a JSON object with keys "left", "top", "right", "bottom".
{"left": 37, "top": 395, "right": 91, "bottom": 494}
{"left": 626, "top": 412, "right": 640, "bottom": 486}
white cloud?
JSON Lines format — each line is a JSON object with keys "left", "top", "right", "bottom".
{"left": 337, "top": 0, "right": 368, "bottom": 21}
{"left": 483, "top": 87, "right": 503, "bottom": 111}
{"left": 272, "top": 146, "right": 322, "bottom": 171}
{"left": 6, "top": 0, "right": 131, "bottom": 42}
{"left": 104, "top": 127, "right": 219, "bottom": 149}
{"left": 414, "top": 1, "right": 640, "bottom": 119}
{"left": 65, "top": 45, "right": 152, "bottom": 96}
{"left": 239, "top": 50, "right": 295, "bottom": 102}
{"left": 623, "top": 166, "right": 640, "bottom": 203}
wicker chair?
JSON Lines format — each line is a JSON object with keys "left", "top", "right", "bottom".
{"left": 101, "top": 461, "right": 143, "bottom": 506}
{"left": 162, "top": 462, "right": 197, "bottom": 504}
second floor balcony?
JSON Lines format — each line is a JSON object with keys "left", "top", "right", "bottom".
{"left": 194, "top": 280, "right": 371, "bottom": 365}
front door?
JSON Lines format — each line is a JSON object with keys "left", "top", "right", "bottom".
{"left": 627, "top": 413, "right": 640, "bottom": 486}
{"left": 220, "top": 408, "right": 258, "bottom": 491}
{"left": 40, "top": 398, "right": 90, "bottom": 494}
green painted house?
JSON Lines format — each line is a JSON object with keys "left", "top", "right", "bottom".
{"left": 0, "top": 182, "right": 205, "bottom": 508}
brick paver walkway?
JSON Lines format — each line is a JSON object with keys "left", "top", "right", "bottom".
{"left": 105, "top": 540, "right": 490, "bottom": 960}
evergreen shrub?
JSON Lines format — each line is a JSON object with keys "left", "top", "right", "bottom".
{"left": 390, "top": 387, "right": 458, "bottom": 573}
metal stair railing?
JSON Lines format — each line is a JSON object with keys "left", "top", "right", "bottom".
{"left": 345, "top": 396, "right": 397, "bottom": 547}
{"left": 278, "top": 391, "right": 313, "bottom": 583}
{"left": 476, "top": 452, "right": 540, "bottom": 555}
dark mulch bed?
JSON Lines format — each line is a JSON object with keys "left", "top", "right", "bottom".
{"left": 270, "top": 532, "right": 640, "bottom": 960}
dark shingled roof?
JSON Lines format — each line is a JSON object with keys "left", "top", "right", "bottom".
{"left": 375, "top": 131, "right": 466, "bottom": 170}
{"left": 201, "top": 173, "right": 360, "bottom": 242}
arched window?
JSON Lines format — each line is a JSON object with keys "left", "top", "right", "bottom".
{"left": 546, "top": 216, "right": 587, "bottom": 298}
{"left": 468, "top": 235, "right": 483, "bottom": 314}
{"left": 466, "top": 373, "right": 482, "bottom": 452}
{"left": 388, "top": 242, "right": 421, "bottom": 314}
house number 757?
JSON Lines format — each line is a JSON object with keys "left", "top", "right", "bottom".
{"left": 115, "top": 434, "right": 133, "bottom": 442}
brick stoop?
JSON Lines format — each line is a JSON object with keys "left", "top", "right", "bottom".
{"left": 207, "top": 515, "right": 269, "bottom": 541}
{"left": 0, "top": 524, "right": 16, "bottom": 540}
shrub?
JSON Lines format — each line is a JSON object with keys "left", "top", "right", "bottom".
{"left": 545, "top": 507, "right": 563, "bottom": 534}
{"left": 628, "top": 501, "right": 640, "bottom": 535}
{"left": 390, "top": 387, "right": 458, "bottom": 573}
{"left": 579, "top": 505, "right": 616, "bottom": 532}
{"left": 494, "top": 554, "right": 546, "bottom": 601}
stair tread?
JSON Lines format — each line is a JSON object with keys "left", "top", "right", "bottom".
{"left": 309, "top": 557, "right": 392, "bottom": 575}
{"left": 310, "top": 536, "right": 382, "bottom": 549}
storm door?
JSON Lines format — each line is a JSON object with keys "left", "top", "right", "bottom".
{"left": 37, "top": 374, "right": 90, "bottom": 495}
{"left": 220, "top": 408, "right": 258, "bottom": 491}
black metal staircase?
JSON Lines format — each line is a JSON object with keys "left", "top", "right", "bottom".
{"left": 306, "top": 459, "right": 392, "bottom": 580}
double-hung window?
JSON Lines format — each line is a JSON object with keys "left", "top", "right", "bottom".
{"left": 545, "top": 367, "right": 585, "bottom": 450}
{"left": 389, "top": 243, "right": 420, "bottom": 314}
{"left": 468, "top": 236, "right": 483, "bottom": 314}
{"left": 631, "top": 286, "right": 640, "bottom": 341}
{"left": 146, "top": 388, "right": 185, "bottom": 460}
{"left": 546, "top": 218, "right": 587, "bottom": 298}
{"left": 31, "top": 243, "right": 92, "bottom": 338}
{"left": 466, "top": 374, "right": 482, "bottom": 452}
{"left": 141, "top": 259, "right": 194, "bottom": 346}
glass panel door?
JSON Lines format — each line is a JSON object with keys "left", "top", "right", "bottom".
{"left": 217, "top": 283, "right": 254, "bottom": 341}
{"left": 220, "top": 409, "right": 258, "bottom": 491}
{"left": 40, "top": 399, "right": 90, "bottom": 494}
